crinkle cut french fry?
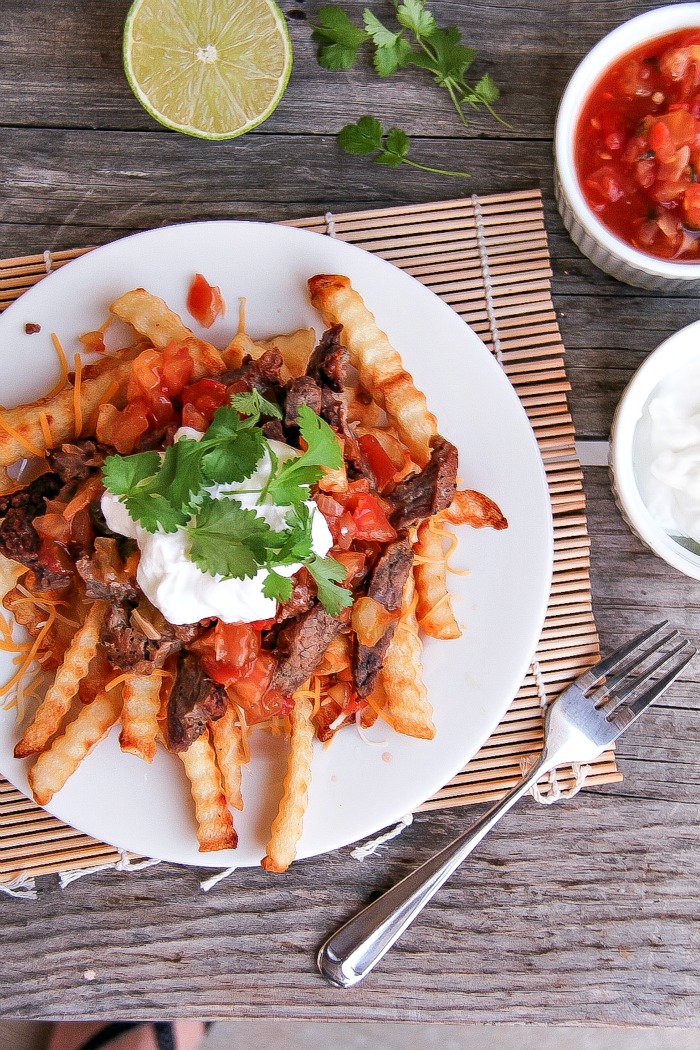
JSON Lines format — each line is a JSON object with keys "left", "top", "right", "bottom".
{"left": 308, "top": 274, "right": 437, "bottom": 467}
{"left": 179, "top": 730, "right": 237, "bottom": 852}
{"left": 0, "top": 349, "right": 138, "bottom": 482}
{"left": 119, "top": 674, "right": 162, "bottom": 763}
{"left": 110, "top": 289, "right": 226, "bottom": 378}
{"left": 414, "top": 520, "right": 461, "bottom": 641}
{"left": 28, "top": 685, "right": 123, "bottom": 806}
{"left": 443, "top": 489, "right": 508, "bottom": 530}
{"left": 261, "top": 693, "right": 315, "bottom": 873}
{"left": 210, "top": 705, "right": 246, "bottom": 811}
{"left": 381, "top": 571, "right": 435, "bottom": 740}
{"left": 14, "top": 601, "right": 106, "bottom": 758}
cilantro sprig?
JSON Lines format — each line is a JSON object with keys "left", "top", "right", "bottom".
{"left": 338, "top": 117, "right": 470, "bottom": 178}
{"left": 102, "top": 401, "right": 351, "bottom": 616}
{"left": 313, "top": 1, "right": 503, "bottom": 127}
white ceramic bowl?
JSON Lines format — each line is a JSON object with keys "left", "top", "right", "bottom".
{"left": 610, "top": 319, "right": 700, "bottom": 580}
{"left": 555, "top": 3, "right": 700, "bottom": 291}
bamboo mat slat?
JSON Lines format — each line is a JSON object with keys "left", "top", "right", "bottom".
{"left": 0, "top": 190, "right": 619, "bottom": 886}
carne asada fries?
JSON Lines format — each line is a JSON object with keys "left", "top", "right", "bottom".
{"left": 0, "top": 274, "right": 507, "bottom": 870}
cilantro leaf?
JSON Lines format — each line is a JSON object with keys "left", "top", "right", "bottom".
{"left": 408, "top": 26, "right": 475, "bottom": 86}
{"left": 396, "top": 0, "right": 437, "bottom": 40}
{"left": 362, "top": 10, "right": 412, "bottom": 76}
{"left": 200, "top": 426, "right": 265, "bottom": 485}
{"left": 312, "top": 5, "right": 369, "bottom": 70}
{"left": 337, "top": 115, "right": 384, "bottom": 155}
{"left": 157, "top": 439, "right": 205, "bottom": 515}
{"left": 130, "top": 493, "right": 190, "bottom": 534}
{"left": 337, "top": 117, "right": 470, "bottom": 178}
{"left": 187, "top": 497, "right": 275, "bottom": 580}
{"left": 102, "top": 451, "right": 160, "bottom": 496}
{"left": 305, "top": 555, "right": 352, "bottom": 617}
{"left": 262, "top": 570, "right": 294, "bottom": 603}
{"left": 230, "top": 388, "right": 282, "bottom": 424}
{"left": 267, "top": 406, "right": 342, "bottom": 505}
{"left": 464, "top": 72, "right": 500, "bottom": 108}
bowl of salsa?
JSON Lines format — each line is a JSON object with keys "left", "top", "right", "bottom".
{"left": 555, "top": 4, "right": 700, "bottom": 289}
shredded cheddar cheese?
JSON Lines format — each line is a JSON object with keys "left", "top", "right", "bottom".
{"left": 38, "top": 411, "right": 53, "bottom": 449}
{"left": 48, "top": 333, "right": 69, "bottom": 397}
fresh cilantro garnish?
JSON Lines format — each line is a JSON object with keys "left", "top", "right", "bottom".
{"left": 338, "top": 117, "right": 470, "bottom": 178}
{"left": 230, "top": 388, "right": 282, "bottom": 423}
{"left": 305, "top": 554, "right": 353, "bottom": 616}
{"left": 101, "top": 449, "right": 191, "bottom": 534}
{"left": 312, "top": 1, "right": 507, "bottom": 178}
{"left": 262, "top": 570, "right": 294, "bottom": 603}
{"left": 267, "top": 405, "right": 342, "bottom": 506}
{"left": 312, "top": 5, "right": 369, "bottom": 70}
{"left": 187, "top": 497, "right": 276, "bottom": 580}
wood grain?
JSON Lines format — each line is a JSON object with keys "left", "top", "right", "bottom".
{"left": 1, "top": 0, "right": 699, "bottom": 1026}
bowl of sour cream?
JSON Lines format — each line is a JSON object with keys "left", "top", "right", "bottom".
{"left": 610, "top": 317, "right": 700, "bottom": 579}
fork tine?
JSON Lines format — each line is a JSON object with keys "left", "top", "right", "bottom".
{"left": 583, "top": 621, "right": 668, "bottom": 688}
{"left": 597, "top": 636, "right": 686, "bottom": 708}
{"left": 609, "top": 646, "right": 696, "bottom": 731}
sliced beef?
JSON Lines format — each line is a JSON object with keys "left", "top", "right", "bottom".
{"left": 262, "top": 419, "right": 285, "bottom": 442}
{"left": 76, "top": 538, "right": 139, "bottom": 604}
{"left": 307, "top": 325, "right": 347, "bottom": 391}
{"left": 100, "top": 601, "right": 182, "bottom": 675}
{"left": 273, "top": 568, "right": 316, "bottom": 625}
{"left": 270, "top": 601, "right": 344, "bottom": 697}
{"left": 48, "top": 440, "right": 105, "bottom": 484}
{"left": 165, "top": 652, "right": 227, "bottom": 752}
{"left": 388, "top": 436, "right": 458, "bottom": 530}
{"left": 305, "top": 327, "right": 370, "bottom": 479}
{"left": 223, "top": 348, "right": 284, "bottom": 396}
{"left": 0, "top": 472, "right": 71, "bottom": 590}
{"left": 284, "top": 375, "right": 323, "bottom": 428}
{"left": 353, "top": 535, "right": 413, "bottom": 698}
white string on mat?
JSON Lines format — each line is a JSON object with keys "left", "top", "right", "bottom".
{"left": 0, "top": 872, "right": 37, "bottom": 900}
{"left": 58, "top": 852, "right": 160, "bottom": 888}
{"left": 324, "top": 211, "right": 337, "bottom": 238}
{"left": 351, "top": 813, "right": 413, "bottom": 861}
{"left": 199, "top": 866, "right": 237, "bottom": 891}
{"left": 43, "top": 250, "right": 53, "bottom": 274}
{"left": 471, "top": 194, "right": 503, "bottom": 365}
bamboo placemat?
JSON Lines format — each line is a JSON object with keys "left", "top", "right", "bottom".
{"left": 0, "top": 190, "right": 621, "bottom": 888}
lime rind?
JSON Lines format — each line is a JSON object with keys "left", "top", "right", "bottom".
{"left": 123, "top": 0, "right": 292, "bottom": 141}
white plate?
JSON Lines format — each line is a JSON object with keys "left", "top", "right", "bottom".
{"left": 0, "top": 221, "right": 553, "bottom": 868}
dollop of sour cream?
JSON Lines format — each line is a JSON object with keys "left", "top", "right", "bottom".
{"left": 646, "top": 360, "right": 700, "bottom": 545}
{"left": 101, "top": 431, "right": 333, "bottom": 625}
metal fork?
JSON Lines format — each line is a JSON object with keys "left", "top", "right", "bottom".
{"left": 317, "top": 622, "right": 695, "bottom": 988}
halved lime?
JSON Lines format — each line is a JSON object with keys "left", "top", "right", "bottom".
{"left": 123, "top": 0, "right": 292, "bottom": 140}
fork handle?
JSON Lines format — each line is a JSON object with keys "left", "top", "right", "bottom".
{"left": 317, "top": 749, "right": 560, "bottom": 988}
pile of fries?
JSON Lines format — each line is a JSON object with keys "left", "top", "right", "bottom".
{"left": 0, "top": 273, "right": 506, "bottom": 871}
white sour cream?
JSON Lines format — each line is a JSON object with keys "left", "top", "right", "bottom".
{"left": 101, "top": 434, "right": 332, "bottom": 625}
{"left": 646, "top": 360, "right": 700, "bottom": 545}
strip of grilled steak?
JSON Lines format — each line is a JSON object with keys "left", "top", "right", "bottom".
{"left": 0, "top": 472, "right": 72, "bottom": 589}
{"left": 270, "top": 601, "right": 344, "bottom": 697}
{"left": 100, "top": 601, "right": 182, "bottom": 675}
{"left": 223, "top": 348, "right": 283, "bottom": 395}
{"left": 353, "top": 535, "right": 413, "bottom": 698}
{"left": 284, "top": 375, "right": 323, "bottom": 428}
{"left": 166, "top": 652, "right": 227, "bottom": 752}
{"left": 48, "top": 440, "right": 105, "bottom": 483}
{"left": 306, "top": 327, "right": 370, "bottom": 478}
{"left": 388, "top": 436, "right": 458, "bottom": 530}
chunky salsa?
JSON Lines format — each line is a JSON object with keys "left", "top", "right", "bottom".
{"left": 575, "top": 28, "right": 700, "bottom": 261}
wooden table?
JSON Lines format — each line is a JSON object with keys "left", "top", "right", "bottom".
{"left": 2, "top": 0, "right": 699, "bottom": 1026}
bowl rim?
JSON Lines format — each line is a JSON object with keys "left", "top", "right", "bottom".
{"left": 610, "top": 317, "right": 700, "bottom": 581}
{"left": 555, "top": 2, "right": 700, "bottom": 280}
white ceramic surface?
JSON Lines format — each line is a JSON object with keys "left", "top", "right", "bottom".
{"left": 610, "top": 318, "right": 700, "bottom": 580}
{"left": 555, "top": 3, "right": 700, "bottom": 291}
{"left": 0, "top": 221, "right": 553, "bottom": 867}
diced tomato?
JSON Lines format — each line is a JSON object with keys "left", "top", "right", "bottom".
{"left": 107, "top": 397, "right": 151, "bottom": 454}
{"left": 350, "top": 492, "right": 396, "bottom": 541}
{"left": 197, "top": 621, "right": 260, "bottom": 686}
{"left": 358, "top": 433, "right": 396, "bottom": 492}
{"left": 182, "top": 378, "right": 229, "bottom": 429}
{"left": 228, "top": 652, "right": 294, "bottom": 724}
{"left": 187, "top": 273, "right": 225, "bottom": 329}
{"left": 684, "top": 182, "right": 700, "bottom": 228}
{"left": 161, "top": 342, "right": 194, "bottom": 398}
